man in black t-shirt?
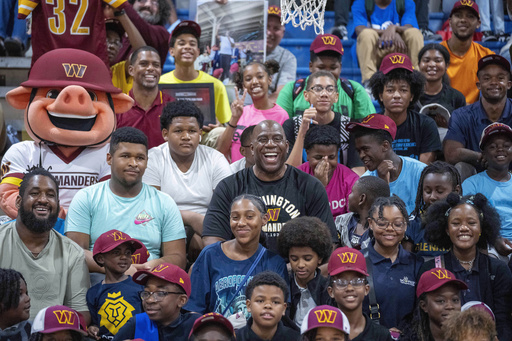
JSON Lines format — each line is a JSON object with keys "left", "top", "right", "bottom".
{"left": 202, "top": 120, "right": 337, "bottom": 253}
{"left": 369, "top": 53, "right": 442, "bottom": 163}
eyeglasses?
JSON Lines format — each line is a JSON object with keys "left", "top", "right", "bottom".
{"left": 308, "top": 85, "right": 336, "bottom": 94}
{"left": 332, "top": 278, "right": 366, "bottom": 290}
{"left": 370, "top": 217, "right": 406, "bottom": 231}
{"left": 139, "top": 291, "right": 184, "bottom": 301}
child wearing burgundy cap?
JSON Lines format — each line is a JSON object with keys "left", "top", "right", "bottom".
{"left": 30, "top": 305, "right": 88, "bottom": 341}
{"left": 346, "top": 113, "right": 426, "bottom": 214}
{"left": 188, "top": 312, "right": 235, "bottom": 341}
{"left": 327, "top": 247, "right": 392, "bottom": 341}
{"left": 300, "top": 305, "right": 350, "bottom": 341}
{"left": 86, "top": 230, "right": 146, "bottom": 340}
{"left": 113, "top": 263, "right": 200, "bottom": 341}
{"left": 400, "top": 268, "right": 468, "bottom": 341}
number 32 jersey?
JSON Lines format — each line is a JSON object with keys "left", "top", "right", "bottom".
{"left": 18, "top": 0, "right": 127, "bottom": 67}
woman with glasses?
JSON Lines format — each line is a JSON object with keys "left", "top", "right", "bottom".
{"left": 284, "top": 70, "right": 352, "bottom": 168}
{"left": 185, "top": 194, "right": 289, "bottom": 321}
{"left": 217, "top": 60, "right": 288, "bottom": 163}
{"left": 361, "top": 196, "right": 424, "bottom": 332}
{"left": 421, "top": 192, "right": 512, "bottom": 340}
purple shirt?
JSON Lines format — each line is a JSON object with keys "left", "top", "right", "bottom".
{"left": 298, "top": 162, "right": 359, "bottom": 218}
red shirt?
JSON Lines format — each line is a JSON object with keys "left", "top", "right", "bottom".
{"left": 117, "top": 90, "right": 174, "bottom": 149}
{"left": 19, "top": 0, "right": 127, "bottom": 67}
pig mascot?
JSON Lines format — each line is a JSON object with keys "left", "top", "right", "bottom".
{"left": 0, "top": 48, "right": 133, "bottom": 218}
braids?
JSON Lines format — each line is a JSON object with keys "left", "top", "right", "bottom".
{"left": 412, "top": 161, "right": 461, "bottom": 216}
{"left": 0, "top": 269, "right": 25, "bottom": 314}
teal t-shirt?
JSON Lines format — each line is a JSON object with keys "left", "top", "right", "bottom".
{"left": 276, "top": 77, "right": 375, "bottom": 119}
{"left": 462, "top": 171, "right": 512, "bottom": 239}
{"left": 65, "top": 181, "right": 185, "bottom": 260}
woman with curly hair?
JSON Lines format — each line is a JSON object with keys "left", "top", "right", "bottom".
{"left": 362, "top": 196, "right": 423, "bottom": 331}
{"left": 421, "top": 192, "right": 512, "bottom": 340}
{"left": 277, "top": 216, "right": 333, "bottom": 326}
{"left": 399, "top": 268, "right": 467, "bottom": 341}
{"left": 369, "top": 52, "right": 441, "bottom": 164}
{"left": 217, "top": 60, "right": 288, "bottom": 162}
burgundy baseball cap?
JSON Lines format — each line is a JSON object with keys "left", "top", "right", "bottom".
{"left": 477, "top": 54, "right": 511, "bottom": 75}
{"left": 379, "top": 53, "right": 414, "bottom": 74}
{"left": 31, "top": 305, "right": 88, "bottom": 335}
{"left": 300, "top": 305, "right": 350, "bottom": 335}
{"left": 310, "top": 34, "right": 344, "bottom": 56}
{"left": 133, "top": 263, "right": 191, "bottom": 296}
{"left": 450, "top": 0, "right": 479, "bottom": 19}
{"left": 416, "top": 268, "right": 468, "bottom": 297}
{"left": 346, "top": 114, "right": 397, "bottom": 140}
{"left": 461, "top": 301, "right": 495, "bottom": 321}
{"left": 92, "top": 229, "right": 143, "bottom": 266}
{"left": 268, "top": 5, "right": 281, "bottom": 18}
{"left": 171, "top": 20, "right": 201, "bottom": 40}
{"left": 188, "top": 313, "right": 235, "bottom": 339}
{"left": 328, "top": 247, "right": 369, "bottom": 277}
{"left": 479, "top": 122, "right": 512, "bottom": 150}
{"left": 131, "top": 242, "right": 150, "bottom": 265}
{"left": 21, "top": 48, "right": 121, "bottom": 93}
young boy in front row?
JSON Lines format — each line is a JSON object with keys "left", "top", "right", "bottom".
{"left": 113, "top": 263, "right": 200, "bottom": 341}
{"left": 236, "top": 271, "right": 300, "bottom": 341}
{"left": 277, "top": 216, "right": 334, "bottom": 327}
{"left": 87, "top": 229, "right": 145, "bottom": 340}
{"left": 328, "top": 247, "right": 392, "bottom": 341}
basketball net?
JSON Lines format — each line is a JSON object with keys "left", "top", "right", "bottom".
{"left": 280, "top": 0, "right": 327, "bottom": 34}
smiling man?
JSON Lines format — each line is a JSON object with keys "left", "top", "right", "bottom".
{"left": 444, "top": 55, "right": 512, "bottom": 178}
{"left": 117, "top": 46, "right": 173, "bottom": 149}
{"left": 66, "top": 127, "right": 187, "bottom": 273}
{"left": 202, "top": 120, "right": 337, "bottom": 253}
{"left": 0, "top": 167, "right": 90, "bottom": 321}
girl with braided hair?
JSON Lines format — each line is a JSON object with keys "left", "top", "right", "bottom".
{"left": 420, "top": 192, "right": 512, "bottom": 340}
{"left": 0, "top": 268, "right": 31, "bottom": 340}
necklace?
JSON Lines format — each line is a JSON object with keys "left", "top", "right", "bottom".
{"left": 456, "top": 257, "right": 475, "bottom": 270}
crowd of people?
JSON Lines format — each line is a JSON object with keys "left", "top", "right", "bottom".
{"left": 1, "top": 0, "right": 512, "bottom": 341}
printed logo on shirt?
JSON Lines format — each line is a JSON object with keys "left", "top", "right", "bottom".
{"left": 62, "top": 63, "right": 87, "bottom": 78}
{"left": 53, "top": 310, "right": 76, "bottom": 325}
{"left": 1, "top": 161, "right": 10, "bottom": 177}
{"left": 267, "top": 208, "right": 281, "bottom": 222}
{"left": 430, "top": 269, "right": 452, "bottom": 280}
{"left": 260, "top": 195, "right": 301, "bottom": 236}
{"left": 337, "top": 251, "right": 357, "bottom": 264}
{"left": 314, "top": 309, "right": 337, "bottom": 324}
{"left": 134, "top": 210, "right": 154, "bottom": 225}
{"left": 98, "top": 292, "right": 136, "bottom": 335}
{"left": 399, "top": 276, "right": 416, "bottom": 287}
{"left": 389, "top": 55, "right": 405, "bottom": 64}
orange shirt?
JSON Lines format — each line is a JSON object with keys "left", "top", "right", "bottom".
{"left": 441, "top": 40, "right": 494, "bottom": 104}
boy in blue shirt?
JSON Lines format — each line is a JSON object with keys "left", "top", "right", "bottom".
{"left": 87, "top": 229, "right": 145, "bottom": 340}
{"left": 462, "top": 122, "right": 512, "bottom": 245}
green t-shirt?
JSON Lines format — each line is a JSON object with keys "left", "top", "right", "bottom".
{"left": 276, "top": 77, "right": 375, "bottom": 119}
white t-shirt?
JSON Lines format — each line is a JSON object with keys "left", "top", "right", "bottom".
{"left": 143, "top": 144, "right": 232, "bottom": 215}
{"left": 219, "top": 35, "right": 234, "bottom": 55}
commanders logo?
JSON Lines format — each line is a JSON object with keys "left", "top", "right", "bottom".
{"left": 459, "top": 0, "right": 474, "bottom": 6}
{"left": 98, "top": 292, "right": 136, "bottom": 335}
{"left": 321, "top": 36, "right": 336, "bottom": 45}
{"left": 62, "top": 63, "right": 87, "bottom": 78}
{"left": 53, "top": 310, "right": 76, "bottom": 325}
{"left": 314, "top": 309, "right": 337, "bottom": 324}
{"left": 337, "top": 252, "right": 357, "bottom": 264}
{"left": 389, "top": 55, "right": 405, "bottom": 64}
{"left": 430, "top": 269, "right": 452, "bottom": 280}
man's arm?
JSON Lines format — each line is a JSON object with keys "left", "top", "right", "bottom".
{"left": 181, "top": 210, "right": 205, "bottom": 235}
{"left": 443, "top": 139, "right": 482, "bottom": 167}
{"left": 419, "top": 152, "right": 436, "bottom": 165}
{"left": 157, "top": 239, "right": 187, "bottom": 269}
{"left": 66, "top": 232, "right": 105, "bottom": 273}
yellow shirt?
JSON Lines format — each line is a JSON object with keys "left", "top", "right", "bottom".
{"left": 111, "top": 61, "right": 133, "bottom": 94}
{"left": 159, "top": 70, "right": 231, "bottom": 123}
{"left": 441, "top": 40, "right": 494, "bottom": 104}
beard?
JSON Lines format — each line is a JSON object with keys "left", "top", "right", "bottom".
{"left": 19, "top": 203, "right": 59, "bottom": 234}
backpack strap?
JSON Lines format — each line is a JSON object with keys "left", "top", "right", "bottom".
{"left": 339, "top": 78, "right": 355, "bottom": 101}
{"left": 365, "top": 0, "right": 374, "bottom": 27}
{"left": 361, "top": 248, "right": 380, "bottom": 324}
{"left": 396, "top": 0, "right": 405, "bottom": 21}
{"left": 434, "top": 254, "right": 445, "bottom": 268}
{"left": 292, "top": 78, "right": 306, "bottom": 101}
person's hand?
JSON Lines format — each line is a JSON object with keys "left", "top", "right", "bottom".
{"left": 206, "top": 45, "right": 211, "bottom": 54}
{"left": 392, "top": 33, "right": 407, "bottom": 54}
{"left": 88, "top": 325, "right": 100, "bottom": 340}
{"left": 376, "top": 160, "right": 395, "bottom": 183}
{"left": 477, "top": 152, "right": 488, "bottom": 169}
{"left": 125, "top": 262, "right": 152, "bottom": 276}
{"left": 434, "top": 113, "right": 448, "bottom": 128}
{"left": 494, "top": 237, "right": 512, "bottom": 256}
{"left": 202, "top": 123, "right": 220, "bottom": 133}
{"left": 314, "top": 157, "right": 330, "bottom": 187}
{"left": 378, "top": 26, "right": 396, "bottom": 49}
{"left": 230, "top": 87, "right": 247, "bottom": 123}
{"left": 299, "top": 106, "right": 318, "bottom": 135}
{"left": 103, "top": 4, "right": 114, "bottom": 19}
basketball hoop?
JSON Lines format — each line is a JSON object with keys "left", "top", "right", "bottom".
{"left": 280, "top": 0, "right": 327, "bottom": 35}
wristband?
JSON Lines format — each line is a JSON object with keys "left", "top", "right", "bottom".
{"left": 227, "top": 122, "right": 237, "bottom": 129}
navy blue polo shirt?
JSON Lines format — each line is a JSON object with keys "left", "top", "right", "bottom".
{"left": 362, "top": 243, "right": 423, "bottom": 329}
{"left": 449, "top": 251, "right": 481, "bottom": 304}
{"left": 445, "top": 99, "right": 512, "bottom": 151}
